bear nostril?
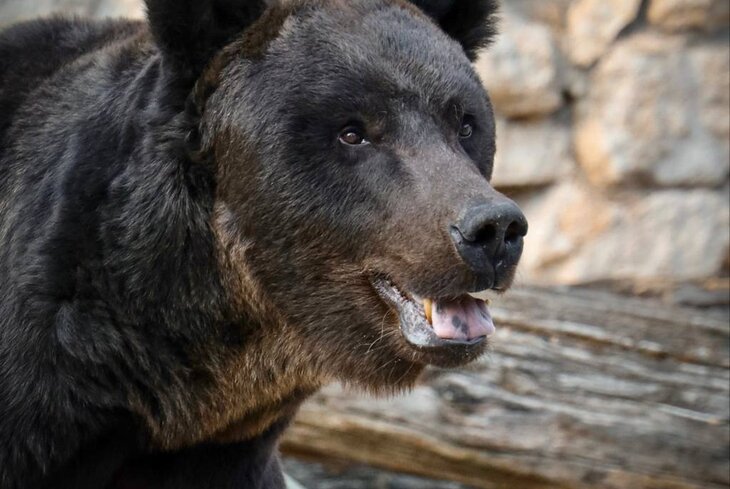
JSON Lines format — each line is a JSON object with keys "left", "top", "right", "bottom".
{"left": 504, "top": 220, "right": 525, "bottom": 246}
{"left": 472, "top": 223, "right": 497, "bottom": 246}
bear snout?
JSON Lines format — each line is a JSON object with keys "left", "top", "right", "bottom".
{"left": 449, "top": 197, "right": 528, "bottom": 290}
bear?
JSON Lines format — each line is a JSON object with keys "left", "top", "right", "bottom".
{"left": 0, "top": 0, "right": 528, "bottom": 488}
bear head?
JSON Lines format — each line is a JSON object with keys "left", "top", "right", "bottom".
{"left": 147, "top": 0, "right": 527, "bottom": 395}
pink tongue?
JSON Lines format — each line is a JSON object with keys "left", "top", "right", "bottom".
{"left": 431, "top": 297, "right": 495, "bottom": 341}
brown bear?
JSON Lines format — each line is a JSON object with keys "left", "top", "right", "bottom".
{"left": 0, "top": 0, "right": 527, "bottom": 487}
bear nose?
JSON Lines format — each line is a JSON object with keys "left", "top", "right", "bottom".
{"left": 450, "top": 200, "right": 528, "bottom": 275}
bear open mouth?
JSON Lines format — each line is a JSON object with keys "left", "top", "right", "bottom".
{"left": 370, "top": 277, "right": 494, "bottom": 350}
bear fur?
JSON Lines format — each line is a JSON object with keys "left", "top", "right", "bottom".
{"left": 0, "top": 1, "right": 523, "bottom": 488}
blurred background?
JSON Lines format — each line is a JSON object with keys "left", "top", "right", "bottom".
{"left": 1, "top": 1, "right": 728, "bottom": 488}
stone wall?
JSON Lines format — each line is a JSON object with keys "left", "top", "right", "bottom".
{"left": 0, "top": 0, "right": 144, "bottom": 23}
{"left": 478, "top": 0, "right": 729, "bottom": 301}
{"left": 1, "top": 0, "right": 728, "bottom": 300}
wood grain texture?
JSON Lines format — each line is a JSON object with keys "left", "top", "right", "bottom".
{"left": 282, "top": 287, "right": 730, "bottom": 489}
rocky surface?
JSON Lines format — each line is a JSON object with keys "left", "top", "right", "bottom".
{"left": 0, "top": 0, "right": 144, "bottom": 26}
{"left": 520, "top": 183, "right": 730, "bottom": 284}
{"left": 565, "top": 0, "right": 642, "bottom": 67}
{"left": 574, "top": 33, "right": 730, "bottom": 188}
{"left": 1, "top": 0, "right": 728, "bottom": 296}
{"left": 648, "top": 0, "right": 730, "bottom": 32}
{"left": 473, "top": 0, "right": 730, "bottom": 296}
{"left": 491, "top": 116, "right": 574, "bottom": 188}
{"left": 475, "top": 9, "right": 564, "bottom": 118}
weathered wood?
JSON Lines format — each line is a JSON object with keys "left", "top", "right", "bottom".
{"left": 281, "top": 287, "right": 730, "bottom": 489}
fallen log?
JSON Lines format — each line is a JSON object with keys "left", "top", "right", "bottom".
{"left": 282, "top": 287, "right": 730, "bottom": 489}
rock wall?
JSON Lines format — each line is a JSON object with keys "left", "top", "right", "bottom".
{"left": 0, "top": 0, "right": 144, "bottom": 23}
{"left": 1, "top": 0, "right": 728, "bottom": 299}
{"left": 478, "top": 0, "right": 729, "bottom": 299}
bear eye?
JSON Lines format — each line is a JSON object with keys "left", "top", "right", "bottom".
{"left": 459, "top": 116, "right": 475, "bottom": 139}
{"left": 339, "top": 127, "right": 369, "bottom": 146}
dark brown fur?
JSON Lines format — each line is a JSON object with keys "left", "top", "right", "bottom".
{"left": 0, "top": 1, "right": 519, "bottom": 488}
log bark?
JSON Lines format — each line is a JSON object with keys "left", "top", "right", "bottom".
{"left": 281, "top": 287, "right": 730, "bottom": 489}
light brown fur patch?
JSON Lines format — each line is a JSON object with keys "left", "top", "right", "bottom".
{"left": 151, "top": 203, "right": 325, "bottom": 450}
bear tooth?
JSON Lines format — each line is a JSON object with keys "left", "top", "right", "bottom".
{"left": 423, "top": 299, "right": 433, "bottom": 325}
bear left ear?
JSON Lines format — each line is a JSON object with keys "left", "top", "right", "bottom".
{"left": 145, "top": 0, "right": 271, "bottom": 80}
{"left": 409, "top": 0, "right": 499, "bottom": 61}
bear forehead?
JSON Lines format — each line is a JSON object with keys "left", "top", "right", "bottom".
{"left": 250, "top": 0, "right": 483, "bottom": 102}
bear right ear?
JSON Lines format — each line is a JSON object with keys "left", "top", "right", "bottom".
{"left": 409, "top": 0, "right": 499, "bottom": 61}
{"left": 145, "top": 0, "right": 271, "bottom": 79}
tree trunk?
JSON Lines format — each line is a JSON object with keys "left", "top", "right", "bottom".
{"left": 282, "top": 287, "right": 730, "bottom": 489}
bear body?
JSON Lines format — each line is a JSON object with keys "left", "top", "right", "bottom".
{"left": 0, "top": 1, "right": 525, "bottom": 488}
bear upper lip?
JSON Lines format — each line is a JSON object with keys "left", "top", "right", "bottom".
{"left": 370, "top": 276, "right": 494, "bottom": 350}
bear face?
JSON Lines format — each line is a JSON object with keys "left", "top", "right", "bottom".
{"left": 194, "top": 0, "right": 527, "bottom": 390}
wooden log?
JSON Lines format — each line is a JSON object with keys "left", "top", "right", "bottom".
{"left": 281, "top": 287, "right": 730, "bottom": 489}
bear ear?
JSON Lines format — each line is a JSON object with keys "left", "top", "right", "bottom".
{"left": 409, "top": 0, "right": 499, "bottom": 61}
{"left": 145, "top": 0, "right": 270, "bottom": 78}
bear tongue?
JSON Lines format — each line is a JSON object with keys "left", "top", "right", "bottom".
{"left": 430, "top": 296, "right": 495, "bottom": 341}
